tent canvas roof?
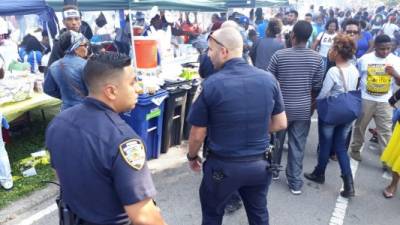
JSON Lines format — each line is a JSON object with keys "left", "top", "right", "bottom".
{"left": 46, "top": 0, "right": 288, "bottom": 12}
{"left": 0, "top": 0, "right": 48, "bottom": 16}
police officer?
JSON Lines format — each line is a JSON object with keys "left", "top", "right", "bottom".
{"left": 187, "top": 27, "right": 287, "bottom": 225}
{"left": 45, "top": 52, "right": 167, "bottom": 225}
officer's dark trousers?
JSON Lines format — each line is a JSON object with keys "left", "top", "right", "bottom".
{"left": 200, "top": 156, "right": 272, "bottom": 225}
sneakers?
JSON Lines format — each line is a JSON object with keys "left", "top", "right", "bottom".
{"left": 286, "top": 180, "right": 302, "bottom": 195}
{"left": 350, "top": 151, "right": 362, "bottom": 162}
{"left": 1, "top": 180, "right": 13, "bottom": 190}
{"left": 224, "top": 199, "right": 242, "bottom": 214}
{"left": 369, "top": 136, "right": 379, "bottom": 144}
{"left": 290, "top": 188, "right": 302, "bottom": 195}
{"left": 272, "top": 171, "right": 280, "bottom": 180}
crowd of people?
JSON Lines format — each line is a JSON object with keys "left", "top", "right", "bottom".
{"left": 1, "top": 2, "right": 400, "bottom": 225}
{"left": 193, "top": 4, "right": 400, "bottom": 225}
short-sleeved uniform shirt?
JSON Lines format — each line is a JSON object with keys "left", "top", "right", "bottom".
{"left": 188, "top": 58, "right": 285, "bottom": 157}
{"left": 46, "top": 98, "right": 156, "bottom": 225}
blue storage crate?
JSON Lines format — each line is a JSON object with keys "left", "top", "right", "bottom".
{"left": 120, "top": 90, "right": 168, "bottom": 159}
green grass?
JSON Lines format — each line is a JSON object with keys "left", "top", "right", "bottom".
{"left": 0, "top": 107, "right": 59, "bottom": 209}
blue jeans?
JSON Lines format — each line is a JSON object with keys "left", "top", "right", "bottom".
{"left": 393, "top": 108, "right": 400, "bottom": 124}
{"left": 273, "top": 120, "right": 311, "bottom": 190}
{"left": 314, "top": 119, "right": 353, "bottom": 176}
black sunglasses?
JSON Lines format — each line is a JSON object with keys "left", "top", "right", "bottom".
{"left": 207, "top": 31, "right": 226, "bottom": 48}
{"left": 345, "top": 30, "right": 359, "bottom": 35}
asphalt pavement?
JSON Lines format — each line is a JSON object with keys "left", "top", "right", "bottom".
{"left": 2, "top": 119, "right": 399, "bottom": 225}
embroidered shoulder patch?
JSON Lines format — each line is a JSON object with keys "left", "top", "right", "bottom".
{"left": 119, "top": 139, "right": 146, "bottom": 170}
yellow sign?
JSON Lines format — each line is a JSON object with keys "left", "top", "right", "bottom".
{"left": 366, "top": 64, "right": 391, "bottom": 95}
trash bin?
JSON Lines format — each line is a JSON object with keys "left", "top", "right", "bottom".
{"left": 183, "top": 79, "right": 201, "bottom": 140}
{"left": 120, "top": 90, "right": 168, "bottom": 159}
{"left": 161, "top": 80, "right": 192, "bottom": 153}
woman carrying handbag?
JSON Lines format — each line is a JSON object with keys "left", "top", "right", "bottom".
{"left": 305, "top": 34, "right": 361, "bottom": 198}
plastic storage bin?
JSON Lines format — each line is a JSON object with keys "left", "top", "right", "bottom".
{"left": 120, "top": 90, "right": 168, "bottom": 159}
{"left": 133, "top": 37, "right": 158, "bottom": 69}
{"left": 161, "top": 80, "right": 192, "bottom": 153}
{"left": 183, "top": 79, "right": 200, "bottom": 140}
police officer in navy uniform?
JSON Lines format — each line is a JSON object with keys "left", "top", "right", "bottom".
{"left": 46, "top": 52, "right": 167, "bottom": 225}
{"left": 187, "top": 27, "right": 287, "bottom": 225}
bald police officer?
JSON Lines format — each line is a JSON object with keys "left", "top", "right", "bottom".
{"left": 46, "top": 52, "right": 167, "bottom": 225}
{"left": 187, "top": 27, "right": 287, "bottom": 225}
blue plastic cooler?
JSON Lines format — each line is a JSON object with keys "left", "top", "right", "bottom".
{"left": 120, "top": 90, "right": 168, "bottom": 159}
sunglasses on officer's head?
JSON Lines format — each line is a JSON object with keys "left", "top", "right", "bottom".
{"left": 207, "top": 31, "right": 226, "bottom": 48}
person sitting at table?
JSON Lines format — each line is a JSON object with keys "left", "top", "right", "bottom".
{"left": 44, "top": 30, "right": 89, "bottom": 111}
{"left": 18, "top": 33, "right": 44, "bottom": 74}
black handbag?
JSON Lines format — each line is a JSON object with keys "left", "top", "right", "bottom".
{"left": 95, "top": 12, "right": 107, "bottom": 28}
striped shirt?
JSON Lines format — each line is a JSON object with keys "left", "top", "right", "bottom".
{"left": 267, "top": 47, "right": 324, "bottom": 121}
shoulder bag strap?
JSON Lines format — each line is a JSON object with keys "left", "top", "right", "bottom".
{"left": 337, "top": 66, "right": 348, "bottom": 93}
{"left": 317, "top": 32, "right": 325, "bottom": 48}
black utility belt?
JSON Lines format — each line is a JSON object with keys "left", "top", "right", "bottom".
{"left": 207, "top": 151, "right": 268, "bottom": 162}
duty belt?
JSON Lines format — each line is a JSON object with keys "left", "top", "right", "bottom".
{"left": 207, "top": 151, "right": 268, "bottom": 162}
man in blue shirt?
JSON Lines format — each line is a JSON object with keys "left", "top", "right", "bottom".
{"left": 187, "top": 27, "right": 287, "bottom": 225}
{"left": 46, "top": 52, "right": 167, "bottom": 225}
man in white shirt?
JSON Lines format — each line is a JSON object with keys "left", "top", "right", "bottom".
{"left": 382, "top": 16, "right": 399, "bottom": 39}
{"left": 350, "top": 34, "right": 400, "bottom": 162}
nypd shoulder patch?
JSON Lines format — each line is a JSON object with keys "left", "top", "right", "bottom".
{"left": 119, "top": 139, "right": 146, "bottom": 170}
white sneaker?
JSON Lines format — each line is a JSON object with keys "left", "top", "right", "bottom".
{"left": 1, "top": 180, "right": 13, "bottom": 190}
{"left": 286, "top": 180, "right": 302, "bottom": 195}
{"left": 290, "top": 188, "right": 302, "bottom": 195}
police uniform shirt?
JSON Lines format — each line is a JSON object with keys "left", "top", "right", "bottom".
{"left": 46, "top": 98, "right": 156, "bottom": 224}
{"left": 188, "top": 58, "right": 285, "bottom": 157}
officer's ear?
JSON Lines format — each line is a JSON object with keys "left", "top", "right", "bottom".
{"left": 103, "top": 84, "right": 118, "bottom": 101}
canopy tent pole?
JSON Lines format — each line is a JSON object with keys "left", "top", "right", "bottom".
{"left": 128, "top": 1, "right": 137, "bottom": 67}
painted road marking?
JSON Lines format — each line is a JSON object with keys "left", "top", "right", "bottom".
{"left": 19, "top": 203, "right": 57, "bottom": 225}
{"left": 328, "top": 150, "right": 361, "bottom": 225}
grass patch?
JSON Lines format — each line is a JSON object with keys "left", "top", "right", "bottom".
{"left": 0, "top": 107, "right": 59, "bottom": 209}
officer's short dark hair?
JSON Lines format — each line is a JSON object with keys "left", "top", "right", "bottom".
{"left": 374, "top": 34, "right": 392, "bottom": 46}
{"left": 292, "top": 20, "right": 312, "bottom": 43}
{"left": 83, "top": 52, "right": 131, "bottom": 93}
{"left": 305, "top": 13, "right": 312, "bottom": 18}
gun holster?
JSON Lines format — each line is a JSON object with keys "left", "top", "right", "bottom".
{"left": 265, "top": 134, "right": 283, "bottom": 173}
{"left": 56, "top": 193, "right": 81, "bottom": 225}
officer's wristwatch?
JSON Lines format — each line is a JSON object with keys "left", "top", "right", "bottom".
{"left": 187, "top": 153, "right": 200, "bottom": 161}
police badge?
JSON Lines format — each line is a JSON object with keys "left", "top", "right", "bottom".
{"left": 119, "top": 139, "right": 146, "bottom": 170}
